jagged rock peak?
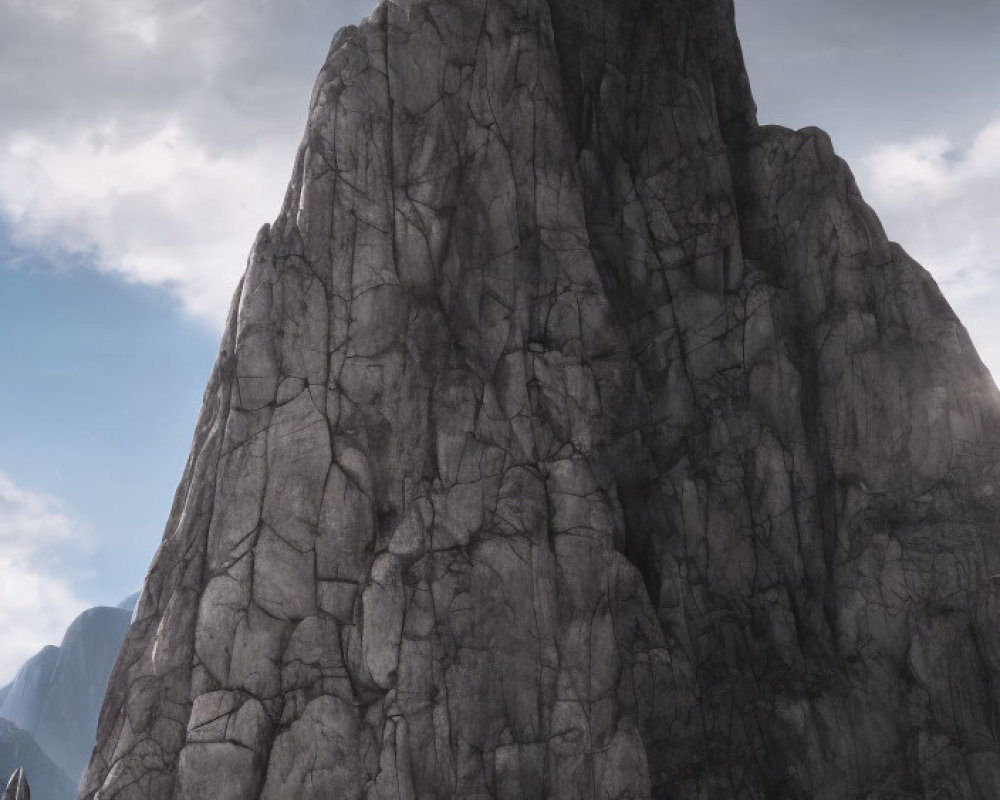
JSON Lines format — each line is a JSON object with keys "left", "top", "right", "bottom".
{"left": 80, "top": 0, "right": 1000, "bottom": 798}
{"left": 3, "top": 768, "right": 29, "bottom": 800}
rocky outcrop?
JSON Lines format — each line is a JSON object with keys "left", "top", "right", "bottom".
{"left": 0, "top": 723, "right": 74, "bottom": 800}
{"left": 79, "top": 0, "right": 1000, "bottom": 798}
{"left": 2, "top": 608, "right": 130, "bottom": 783}
{"left": 2, "top": 768, "right": 28, "bottom": 800}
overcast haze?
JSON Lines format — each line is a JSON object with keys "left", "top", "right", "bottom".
{"left": 0, "top": 0, "right": 997, "bottom": 681}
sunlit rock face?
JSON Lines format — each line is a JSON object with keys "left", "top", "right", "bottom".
{"left": 79, "top": 0, "right": 1000, "bottom": 798}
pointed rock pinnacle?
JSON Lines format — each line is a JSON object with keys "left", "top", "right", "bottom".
{"left": 2, "top": 768, "right": 29, "bottom": 800}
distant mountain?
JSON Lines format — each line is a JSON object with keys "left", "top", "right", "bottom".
{"left": 115, "top": 593, "right": 139, "bottom": 613}
{"left": 0, "top": 720, "right": 75, "bottom": 800}
{"left": 0, "top": 606, "right": 131, "bottom": 783}
{"left": 0, "top": 647, "right": 59, "bottom": 737}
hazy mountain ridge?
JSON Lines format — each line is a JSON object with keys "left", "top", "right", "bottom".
{"left": 0, "top": 647, "right": 60, "bottom": 738}
{"left": 1, "top": 601, "right": 133, "bottom": 791}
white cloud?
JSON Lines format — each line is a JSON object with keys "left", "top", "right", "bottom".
{"left": 0, "top": 472, "right": 90, "bottom": 683}
{"left": 860, "top": 118, "right": 1000, "bottom": 382}
{"left": 7, "top": 0, "right": 162, "bottom": 45}
{"left": 0, "top": 0, "right": 370, "bottom": 328}
{"left": 0, "top": 122, "right": 289, "bottom": 325}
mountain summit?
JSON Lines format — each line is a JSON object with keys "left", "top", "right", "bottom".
{"left": 80, "top": 0, "right": 1000, "bottom": 798}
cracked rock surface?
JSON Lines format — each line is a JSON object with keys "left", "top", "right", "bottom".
{"left": 79, "top": 0, "right": 1000, "bottom": 798}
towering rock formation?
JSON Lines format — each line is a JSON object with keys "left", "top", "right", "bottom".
{"left": 80, "top": 0, "right": 1000, "bottom": 798}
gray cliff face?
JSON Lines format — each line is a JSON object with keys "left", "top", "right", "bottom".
{"left": 3, "top": 609, "right": 131, "bottom": 783}
{"left": 79, "top": 1, "right": 1000, "bottom": 798}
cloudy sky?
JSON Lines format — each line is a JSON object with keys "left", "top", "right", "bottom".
{"left": 0, "top": 0, "right": 997, "bottom": 682}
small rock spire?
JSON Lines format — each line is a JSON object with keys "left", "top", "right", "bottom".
{"left": 2, "top": 768, "right": 29, "bottom": 800}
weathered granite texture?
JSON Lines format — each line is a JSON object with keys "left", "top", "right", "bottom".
{"left": 79, "top": 0, "right": 1000, "bottom": 798}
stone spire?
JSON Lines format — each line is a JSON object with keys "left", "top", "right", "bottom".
{"left": 78, "top": 0, "right": 1000, "bottom": 797}
{"left": 2, "top": 768, "right": 29, "bottom": 800}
